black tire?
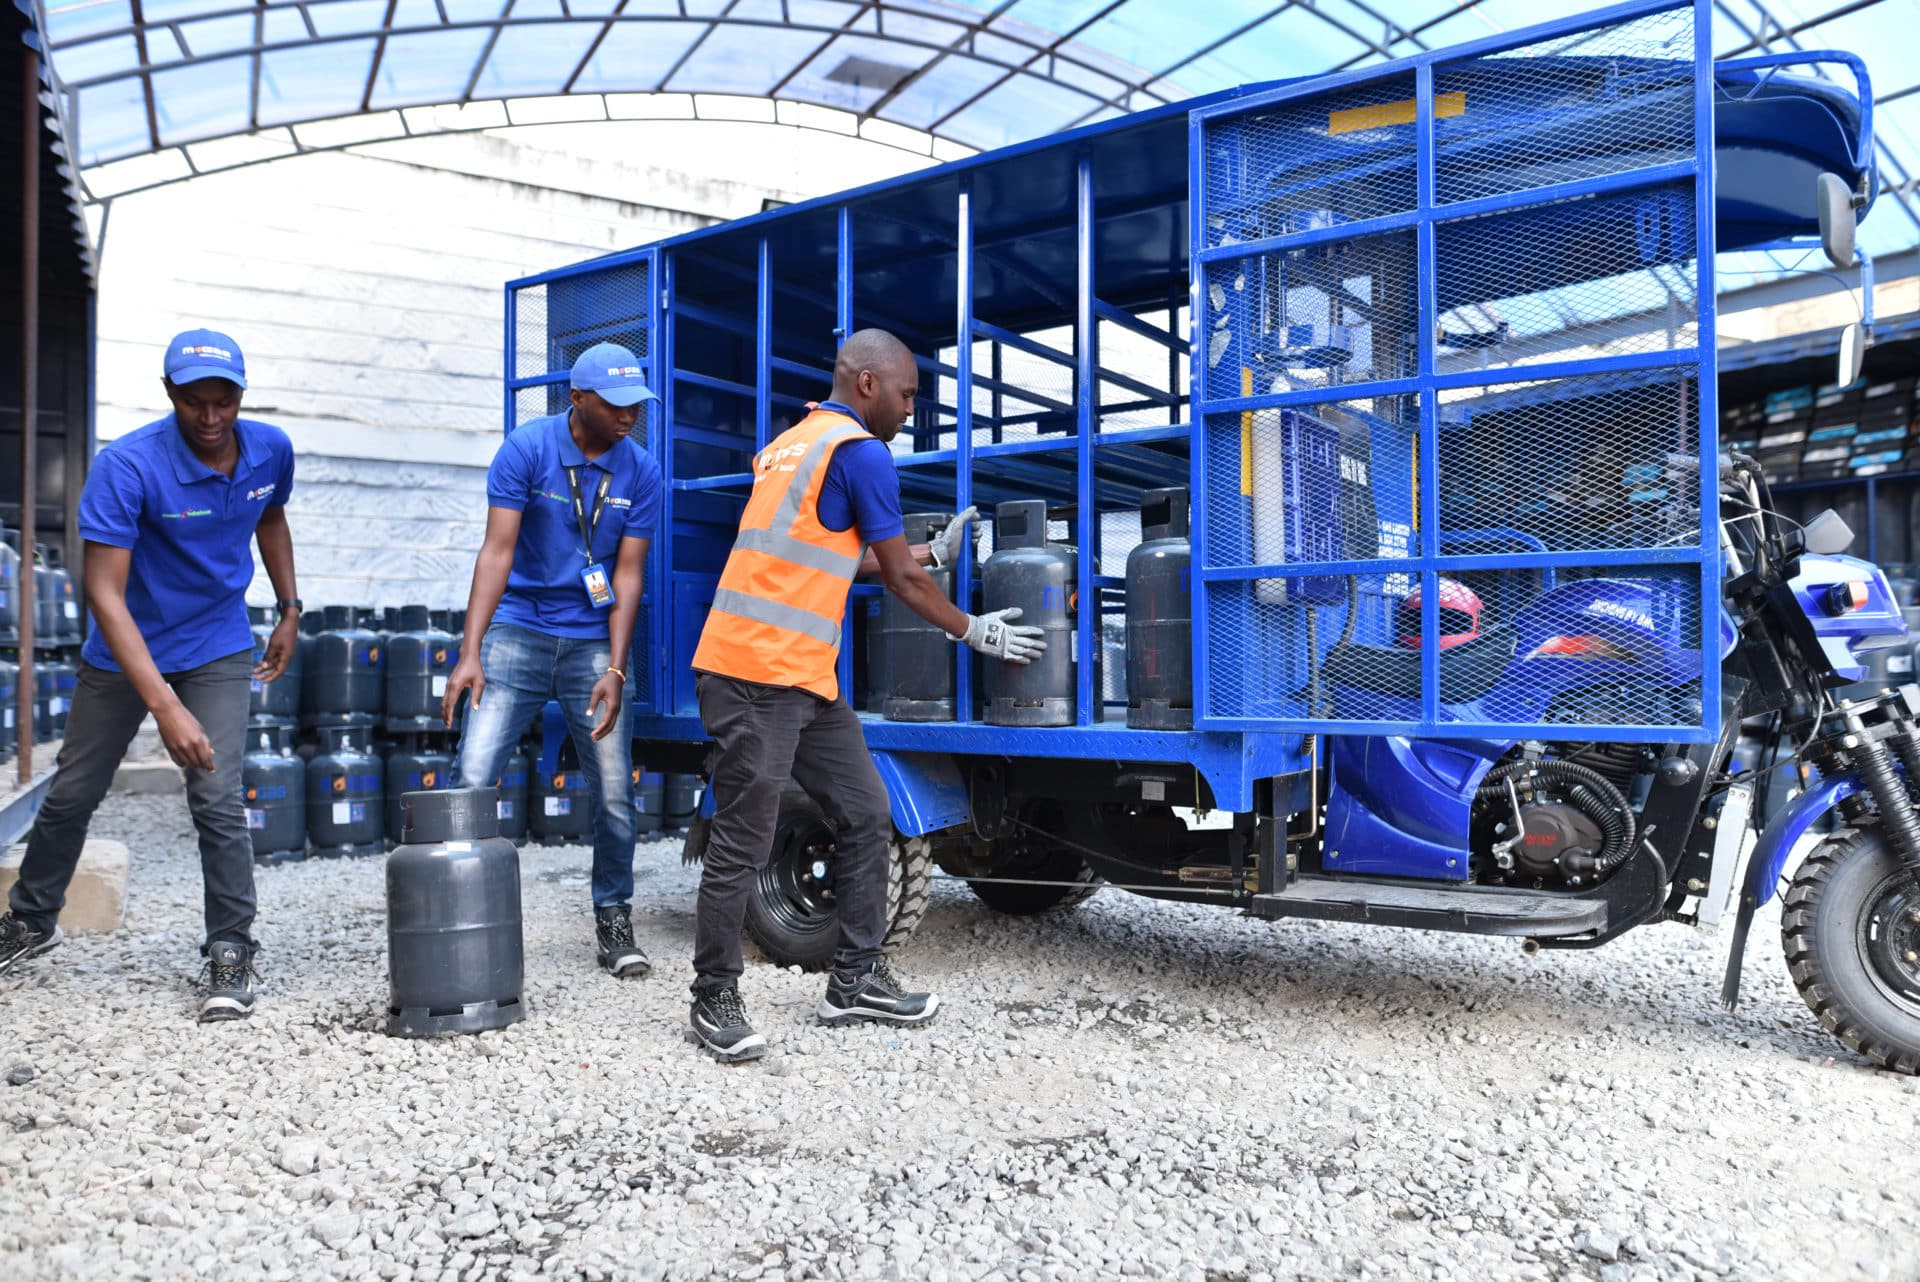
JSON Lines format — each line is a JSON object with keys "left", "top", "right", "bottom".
{"left": 1782, "top": 825, "right": 1920, "bottom": 1075}
{"left": 966, "top": 826, "right": 1103, "bottom": 916}
{"left": 744, "top": 792, "right": 934, "bottom": 971}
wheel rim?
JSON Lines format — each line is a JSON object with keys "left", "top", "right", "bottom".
{"left": 1857, "top": 872, "right": 1920, "bottom": 1016}
{"left": 757, "top": 814, "right": 838, "bottom": 938}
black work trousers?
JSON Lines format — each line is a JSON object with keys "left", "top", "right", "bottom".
{"left": 691, "top": 672, "right": 891, "bottom": 993}
{"left": 9, "top": 650, "right": 256, "bottom": 949}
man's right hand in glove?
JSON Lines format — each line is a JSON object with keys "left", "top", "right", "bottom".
{"left": 957, "top": 607, "right": 1047, "bottom": 664}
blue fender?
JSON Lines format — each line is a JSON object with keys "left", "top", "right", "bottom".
{"left": 689, "top": 750, "right": 968, "bottom": 835}
{"left": 870, "top": 750, "right": 970, "bottom": 838}
{"left": 1744, "top": 772, "right": 1860, "bottom": 908}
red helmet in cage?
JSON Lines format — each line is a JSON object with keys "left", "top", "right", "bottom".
{"left": 1395, "top": 578, "right": 1484, "bottom": 650}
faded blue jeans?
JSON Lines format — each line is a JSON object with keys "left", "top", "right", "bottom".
{"left": 453, "top": 622, "right": 635, "bottom": 908}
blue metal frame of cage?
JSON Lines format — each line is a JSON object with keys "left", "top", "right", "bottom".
{"left": 1185, "top": 0, "right": 1720, "bottom": 744}
{"left": 500, "top": 0, "right": 1733, "bottom": 817}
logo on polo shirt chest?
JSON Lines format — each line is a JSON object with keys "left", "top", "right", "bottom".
{"left": 608, "top": 496, "right": 631, "bottom": 508}
{"left": 536, "top": 488, "right": 568, "bottom": 504}
{"left": 245, "top": 484, "right": 276, "bottom": 502}
{"left": 161, "top": 508, "right": 215, "bottom": 520}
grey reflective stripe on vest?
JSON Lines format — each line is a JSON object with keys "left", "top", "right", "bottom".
{"left": 710, "top": 588, "right": 842, "bottom": 648}
{"left": 738, "top": 421, "right": 870, "bottom": 582}
{"left": 732, "top": 527, "right": 861, "bottom": 577}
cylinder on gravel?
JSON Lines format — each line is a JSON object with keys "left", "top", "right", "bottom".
{"left": 385, "top": 786, "right": 525, "bottom": 1037}
{"left": 493, "top": 744, "right": 531, "bottom": 846}
{"left": 530, "top": 767, "right": 592, "bottom": 845}
{"left": 244, "top": 724, "right": 307, "bottom": 864}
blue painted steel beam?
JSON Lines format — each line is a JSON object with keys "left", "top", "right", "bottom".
{"left": 953, "top": 177, "right": 976, "bottom": 726}
{"left": 1076, "top": 148, "right": 1098, "bottom": 729}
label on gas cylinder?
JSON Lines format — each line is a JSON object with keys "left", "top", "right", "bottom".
{"left": 250, "top": 679, "right": 264, "bottom": 693}
{"left": 432, "top": 676, "right": 448, "bottom": 696}
{"left": 49, "top": 698, "right": 64, "bottom": 717}
{"left": 4, "top": 709, "right": 13, "bottom": 729}
{"left": 1892, "top": 653, "right": 1914, "bottom": 675}
{"left": 331, "top": 801, "right": 365, "bottom": 825}
{"left": 545, "top": 797, "right": 570, "bottom": 816}
{"left": 1071, "top": 631, "right": 1078, "bottom": 663}
{"left": 246, "top": 809, "right": 266, "bottom": 830}
{"left": 497, "top": 800, "right": 514, "bottom": 819}
{"left": 63, "top": 602, "right": 77, "bottom": 619}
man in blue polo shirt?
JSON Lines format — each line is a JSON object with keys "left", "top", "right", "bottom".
{"left": 0, "top": 329, "right": 300, "bottom": 1022}
{"left": 444, "top": 342, "right": 662, "bottom": 978}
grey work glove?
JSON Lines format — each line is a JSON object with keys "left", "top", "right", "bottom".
{"left": 957, "top": 607, "right": 1047, "bottom": 665}
{"left": 928, "top": 505, "right": 979, "bottom": 569}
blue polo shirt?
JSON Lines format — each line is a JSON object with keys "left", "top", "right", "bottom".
{"left": 814, "top": 402, "right": 904, "bottom": 543}
{"left": 77, "top": 415, "right": 295, "bottom": 674}
{"left": 489, "top": 411, "right": 664, "bottom": 638}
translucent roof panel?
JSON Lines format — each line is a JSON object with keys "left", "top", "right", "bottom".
{"left": 23, "top": 0, "right": 1920, "bottom": 270}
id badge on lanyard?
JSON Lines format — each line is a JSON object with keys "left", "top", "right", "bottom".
{"left": 567, "top": 466, "right": 616, "bottom": 610}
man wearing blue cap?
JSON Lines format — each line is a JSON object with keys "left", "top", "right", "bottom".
{"left": 444, "top": 342, "right": 662, "bottom": 977}
{"left": 0, "top": 329, "right": 300, "bottom": 1022}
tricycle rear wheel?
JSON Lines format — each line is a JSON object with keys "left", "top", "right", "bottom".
{"left": 1782, "top": 824, "right": 1920, "bottom": 1075}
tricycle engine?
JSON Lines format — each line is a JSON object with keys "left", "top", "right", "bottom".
{"left": 1469, "top": 744, "right": 1646, "bottom": 888}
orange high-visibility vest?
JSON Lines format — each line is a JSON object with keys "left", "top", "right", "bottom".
{"left": 691, "top": 411, "right": 875, "bottom": 699}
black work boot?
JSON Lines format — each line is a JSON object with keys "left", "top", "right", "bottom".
{"left": 818, "top": 957, "right": 939, "bottom": 1027}
{"left": 198, "top": 940, "right": 259, "bottom": 1023}
{"left": 0, "top": 912, "right": 62, "bottom": 977}
{"left": 690, "top": 984, "right": 766, "bottom": 1062}
{"left": 595, "top": 905, "right": 650, "bottom": 978}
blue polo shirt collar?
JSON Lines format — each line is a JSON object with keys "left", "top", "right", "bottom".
{"left": 816, "top": 401, "right": 869, "bottom": 433}
{"left": 162, "top": 415, "right": 268, "bottom": 486}
{"left": 553, "top": 411, "right": 633, "bottom": 473}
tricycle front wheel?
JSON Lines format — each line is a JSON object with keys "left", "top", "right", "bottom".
{"left": 1782, "top": 824, "right": 1920, "bottom": 1075}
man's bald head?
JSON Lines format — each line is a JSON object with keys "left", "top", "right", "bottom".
{"left": 828, "top": 327, "right": 919, "bottom": 444}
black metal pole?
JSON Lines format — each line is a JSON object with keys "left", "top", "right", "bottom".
{"left": 18, "top": 42, "right": 38, "bottom": 781}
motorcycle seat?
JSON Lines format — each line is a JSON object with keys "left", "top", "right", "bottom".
{"left": 1318, "top": 626, "right": 1518, "bottom": 706}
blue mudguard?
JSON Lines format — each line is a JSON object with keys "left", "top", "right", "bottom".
{"left": 870, "top": 750, "right": 971, "bottom": 838}
{"left": 688, "top": 750, "right": 967, "bottom": 837}
{"left": 1743, "top": 772, "right": 1861, "bottom": 909}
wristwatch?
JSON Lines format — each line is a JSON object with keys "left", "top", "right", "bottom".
{"left": 275, "top": 598, "right": 304, "bottom": 619}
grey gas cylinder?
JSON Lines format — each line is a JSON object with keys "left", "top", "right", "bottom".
{"left": 384, "top": 739, "right": 456, "bottom": 848}
{"left": 983, "top": 500, "right": 1076, "bottom": 727}
{"left": 530, "top": 767, "right": 593, "bottom": 845}
{"left": 881, "top": 512, "right": 957, "bottom": 722}
{"left": 1125, "top": 487, "right": 1193, "bottom": 730}
{"left": 43, "top": 656, "right": 75, "bottom": 737}
{"left": 634, "top": 768, "right": 665, "bottom": 838}
{"left": 244, "top": 725, "right": 307, "bottom": 864}
{"left": 0, "top": 654, "right": 15, "bottom": 762}
{"left": 31, "top": 664, "right": 52, "bottom": 744}
{"left": 249, "top": 607, "right": 301, "bottom": 724}
{"left": 45, "top": 550, "right": 78, "bottom": 646}
{"left": 307, "top": 725, "right": 384, "bottom": 856}
{"left": 385, "top": 605, "right": 459, "bottom": 731}
{"left": 309, "top": 604, "right": 384, "bottom": 720}
{"left": 385, "top": 787, "right": 525, "bottom": 1037}
{"left": 493, "top": 744, "right": 532, "bottom": 846}
{"left": 0, "top": 527, "right": 18, "bottom": 642}
{"left": 664, "top": 773, "right": 701, "bottom": 833}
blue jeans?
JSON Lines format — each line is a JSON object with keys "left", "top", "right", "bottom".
{"left": 453, "top": 622, "right": 635, "bottom": 908}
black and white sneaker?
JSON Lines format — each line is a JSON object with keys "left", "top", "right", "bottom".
{"left": 690, "top": 985, "right": 766, "bottom": 1062}
{"left": 198, "top": 940, "right": 258, "bottom": 1023}
{"left": 0, "top": 912, "right": 62, "bottom": 977}
{"left": 595, "top": 905, "right": 651, "bottom": 978}
{"left": 817, "top": 957, "right": 939, "bottom": 1027}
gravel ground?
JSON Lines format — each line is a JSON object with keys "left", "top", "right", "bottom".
{"left": 2, "top": 789, "right": 1918, "bottom": 1282}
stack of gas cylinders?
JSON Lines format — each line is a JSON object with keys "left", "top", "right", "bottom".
{"left": 852, "top": 490, "right": 1193, "bottom": 732}
{"left": 242, "top": 600, "right": 701, "bottom": 863}
{"left": 0, "top": 529, "right": 82, "bottom": 765}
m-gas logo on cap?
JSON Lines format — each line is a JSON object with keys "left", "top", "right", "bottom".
{"left": 180, "top": 344, "right": 234, "bottom": 361}
{"left": 606, "top": 366, "right": 644, "bottom": 377}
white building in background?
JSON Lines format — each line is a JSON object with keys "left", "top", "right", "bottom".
{"left": 93, "top": 120, "right": 933, "bottom": 610}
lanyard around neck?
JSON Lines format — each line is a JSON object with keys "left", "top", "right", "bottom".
{"left": 565, "top": 465, "right": 613, "bottom": 563}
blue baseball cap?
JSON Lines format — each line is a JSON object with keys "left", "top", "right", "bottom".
{"left": 164, "top": 328, "right": 248, "bottom": 388}
{"left": 570, "top": 342, "right": 658, "bottom": 409}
